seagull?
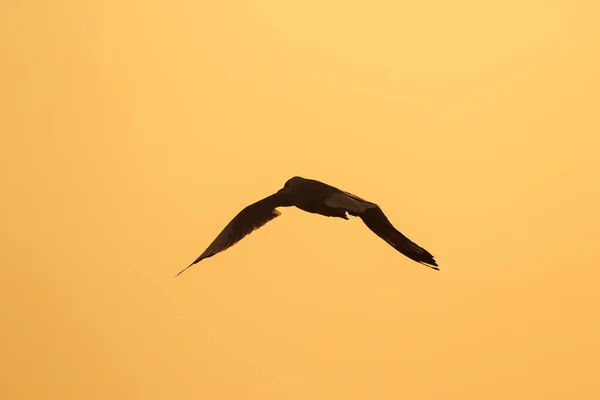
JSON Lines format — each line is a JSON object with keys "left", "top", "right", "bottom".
{"left": 177, "top": 176, "right": 438, "bottom": 276}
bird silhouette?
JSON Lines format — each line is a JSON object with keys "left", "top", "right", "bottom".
{"left": 177, "top": 176, "right": 438, "bottom": 276}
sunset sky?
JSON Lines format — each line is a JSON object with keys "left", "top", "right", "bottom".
{"left": 2, "top": 1, "right": 599, "bottom": 399}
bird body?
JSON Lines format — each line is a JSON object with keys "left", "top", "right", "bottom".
{"left": 177, "top": 176, "right": 438, "bottom": 276}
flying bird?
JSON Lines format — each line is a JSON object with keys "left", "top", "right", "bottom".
{"left": 177, "top": 176, "right": 438, "bottom": 276}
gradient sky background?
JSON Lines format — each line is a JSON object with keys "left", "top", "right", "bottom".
{"left": 2, "top": 1, "right": 599, "bottom": 399}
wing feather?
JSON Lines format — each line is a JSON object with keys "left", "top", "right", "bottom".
{"left": 323, "top": 190, "right": 438, "bottom": 269}
{"left": 176, "top": 193, "right": 282, "bottom": 276}
{"left": 359, "top": 207, "right": 438, "bottom": 269}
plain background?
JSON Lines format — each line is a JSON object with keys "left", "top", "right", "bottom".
{"left": 2, "top": 1, "right": 599, "bottom": 399}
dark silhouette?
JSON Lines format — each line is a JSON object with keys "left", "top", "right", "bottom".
{"left": 177, "top": 176, "right": 438, "bottom": 276}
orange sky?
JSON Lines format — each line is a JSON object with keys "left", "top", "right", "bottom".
{"left": 2, "top": 1, "right": 599, "bottom": 399}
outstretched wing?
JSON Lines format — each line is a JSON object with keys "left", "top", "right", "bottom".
{"left": 177, "top": 193, "right": 283, "bottom": 276}
{"left": 325, "top": 191, "right": 438, "bottom": 269}
{"left": 359, "top": 206, "right": 438, "bottom": 269}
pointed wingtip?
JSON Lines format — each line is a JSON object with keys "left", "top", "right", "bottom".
{"left": 174, "top": 262, "right": 195, "bottom": 278}
{"left": 417, "top": 260, "right": 439, "bottom": 271}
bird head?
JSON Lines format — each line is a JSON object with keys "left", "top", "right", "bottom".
{"left": 275, "top": 176, "right": 305, "bottom": 205}
{"left": 278, "top": 176, "right": 304, "bottom": 192}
